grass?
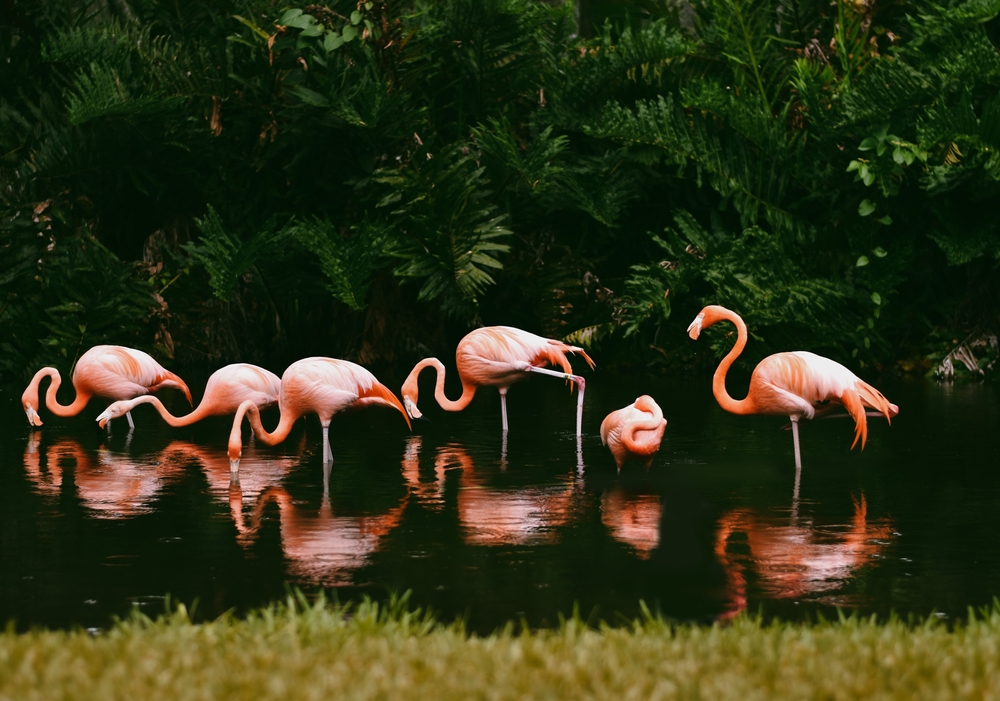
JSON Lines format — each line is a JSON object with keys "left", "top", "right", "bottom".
{"left": 3, "top": 594, "right": 1000, "bottom": 700}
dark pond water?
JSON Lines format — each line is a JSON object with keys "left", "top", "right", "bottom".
{"left": 2, "top": 371, "right": 998, "bottom": 633}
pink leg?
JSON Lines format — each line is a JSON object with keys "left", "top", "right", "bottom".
{"left": 791, "top": 416, "right": 802, "bottom": 470}
{"left": 500, "top": 389, "right": 508, "bottom": 432}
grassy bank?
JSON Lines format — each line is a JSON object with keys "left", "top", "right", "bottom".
{"left": 3, "top": 596, "right": 1000, "bottom": 700}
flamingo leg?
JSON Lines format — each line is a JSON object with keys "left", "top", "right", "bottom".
{"left": 126, "top": 410, "right": 135, "bottom": 430}
{"left": 523, "top": 366, "right": 586, "bottom": 436}
{"left": 500, "top": 389, "right": 509, "bottom": 432}
{"left": 321, "top": 422, "right": 333, "bottom": 464}
{"left": 576, "top": 434, "right": 584, "bottom": 477}
{"left": 790, "top": 416, "right": 802, "bottom": 471}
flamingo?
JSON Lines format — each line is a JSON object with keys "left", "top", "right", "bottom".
{"left": 95, "top": 363, "right": 280, "bottom": 429}
{"left": 400, "top": 326, "right": 595, "bottom": 435}
{"left": 228, "top": 357, "right": 411, "bottom": 474}
{"left": 687, "top": 305, "right": 898, "bottom": 468}
{"left": 600, "top": 395, "right": 667, "bottom": 469}
{"left": 21, "top": 345, "right": 192, "bottom": 432}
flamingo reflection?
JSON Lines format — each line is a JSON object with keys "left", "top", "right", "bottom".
{"left": 600, "top": 485, "right": 661, "bottom": 559}
{"left": 23, "top": 435, "right": 184, "bottom": 518}
{"left": 153, "top": 440, "right": 301, "bottom": 540}
{"left": 715, "top": 494, "right": 894, "bottom": 616}
{"left": 404, "top": 438, "right": 582, "bottom": 546}
{"left": 235, "top": 486, "right": 407, "bottom": 586}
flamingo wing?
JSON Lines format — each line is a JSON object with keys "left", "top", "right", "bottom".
{"left": 462, "top": 327, "right": 594, "bottom": 383}
{"left": 77, "top": 346, "right": 192, "bottom": 403}
{"left": 756, "top": 351, "right": 895, "bottom": 449}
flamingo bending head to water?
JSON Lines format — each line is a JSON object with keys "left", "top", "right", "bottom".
{"left": 600, "top": 395, "right": 667, "bottom": 469}
{"left": 687, "top": 305, "right": 898, "bottom": 468}
{"left": 228, "top": 357, "right": 410, "bottom": 474}
{"left": 401, "top": 326, "right": 595, "bottom": 435}
{"left": 21, "top": 345, "right": 192, "bottom": 431}
{"left": 96, "top": 363, "right": 280, "bottom": 429}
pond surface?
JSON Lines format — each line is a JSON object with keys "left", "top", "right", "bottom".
{"left": 1, "top": 371, "right": 998, "bottom": 633}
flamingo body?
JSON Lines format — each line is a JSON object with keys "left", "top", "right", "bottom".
{"left": 228, "top": 357, "right": 410, "bottom": 472}
{"left": 687, "top": 305, "right": 897, "bottom": 463}
{"left": 21, "top": 345, "right": 191, "bottom": 427}
{"left": 600, "top": 395, "right": 667, "bottom": 468}
{"left": 401, "top": 326, "right": 595, "bottom": 433}
{"left": 96, "top": 363, "right": 280, "bottom": 428}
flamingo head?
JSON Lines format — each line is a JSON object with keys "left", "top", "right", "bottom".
{"left": 687, "top": 305, "right": 731, "bottom": 339}
{"left": 23, "top": 401, "right": 42, "bottom": 427}
{"left": 227, "top": 440, "right": 243, "bottom": 473}
{"left": 400, "top": 373, "right": 423, "bottom": 420}
{"left": 686, "top": 312, "right": 706, "bottom": 340}
{"left": 95, "top": 401, "right": 130, "bottom": 429}
{"left": 402, "top": 395, "right": 423, "bottom": 421}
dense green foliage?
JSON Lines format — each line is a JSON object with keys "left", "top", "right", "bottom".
{"left": 2, "top": 0, "right": 999, "bottom": 380}
{"left": 5, "top": 593, "right": 1000, "bottom": 700}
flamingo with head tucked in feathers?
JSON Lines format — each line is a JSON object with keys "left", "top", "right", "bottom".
{"left": 600, "top": 395, "right": 667, "bottom": 469}
{"left": 400, "top": 326, "right": 595, "bottom": 435}
{"left": 21, "top": 345, "right": 192, "bottom": 432}
{"left": 96, "top": 363, "right": 280, "bottom": 429}
{"left": 228, "top": 357, "right": 410, "bottom": 475}
{"left": 687, "top": 305, "right": 898, "bottom": 468}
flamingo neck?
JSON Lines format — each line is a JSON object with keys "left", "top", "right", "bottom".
{"left": 712, "top": 310, "right": 756, "bottom": 416}
{"left": 229, "top": 401, "right": 297, "bottom": 460}
{"left": 126, "top": 395, "right": 210, "bottom": 427}
{"left": 412, "top": 358, "right": 477, "bottom": 412}
{"left": 622, "top": 403, "right": 665, "bottom": 455}
{"left": 30, "top": 368, "right": 92, "bottom": 417}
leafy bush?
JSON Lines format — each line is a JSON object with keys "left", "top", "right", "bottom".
{"left": 1, "top": 0, "right": 998, "bottom": 381}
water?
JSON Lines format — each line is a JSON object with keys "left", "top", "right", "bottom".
{"left": 1, "top": 373, "right": 998, "bottom": 633}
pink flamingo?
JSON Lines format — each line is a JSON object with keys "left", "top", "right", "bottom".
{"left": 600, "top": 395, "right": 667, "bottom": 468}
{"left": 228, "top": 357, "right": 410, "bottom": 474}
{"left": 95, "top": 363, "right": 280, "bottom": 429}
{"left": 21, "top": 345, "right": 191, "bottom": 432}
{"left": 687, "top": 305, "right": 898, "bottom": 468}
{"left": 401, "top": 326, "right": 595, "bottom": 434}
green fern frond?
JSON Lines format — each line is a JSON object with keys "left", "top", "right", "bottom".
{"left": 376, "top": 145, "right": 512, "bottom": 303}
{"left": 184, "top": 207, "right": 288, "bottom": 303}
{"left": 291, "top": 217, "right": 389, "bottom": 310}
{"left": 65, "top": 62, "right": 182, "bottom": 125}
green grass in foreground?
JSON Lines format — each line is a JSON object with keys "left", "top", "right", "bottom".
{"left": 3, "top": 595, "right": 1000, "bottom": 701}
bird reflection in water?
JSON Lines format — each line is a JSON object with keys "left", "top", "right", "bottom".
{"left": 23, "top": 434, "right": 184, "bottom": 518}
{"left": 152, "top": 439, "right": 302, "bottom": 540}
{"left": 234, "top": 485, "right": 407, "bottom": 587}
{"left": 715, "top": 493, "right": 894, "bottom": 616}
{"left": 600, "top": 485, "right": 662, "bottom": 559}
{"left": 403, "top": 437, "right": 582, "bottom": 546}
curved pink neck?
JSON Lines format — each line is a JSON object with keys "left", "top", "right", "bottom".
{"left": 712, "top": 309, "right": 755, "bottom": 415}
{"left": 28, "top": 367, "right": 92, "bottom": 417}
{"left": 229, "top": 401, "right": 298, "bottom": 460}
{"left": 412, "top": 358, "right": 478, "bottom": 412}
{"left": 124, "top": 395, "right": 212, "bottom": 426}
{"left": 622, "top": 402, "right": 665, "bottom": 455}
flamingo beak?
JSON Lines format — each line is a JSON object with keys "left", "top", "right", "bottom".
{"left": 95, "top": 408, "right": 113, "bottom": 429}
{"left": 25, "top": 405, "right": 42, "bottom": 427}
{"left": 686, "top": 314, "right": 704, "bottom": 340}
{"left": 403, "top": 397, "right": 424, "bottom": 421}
